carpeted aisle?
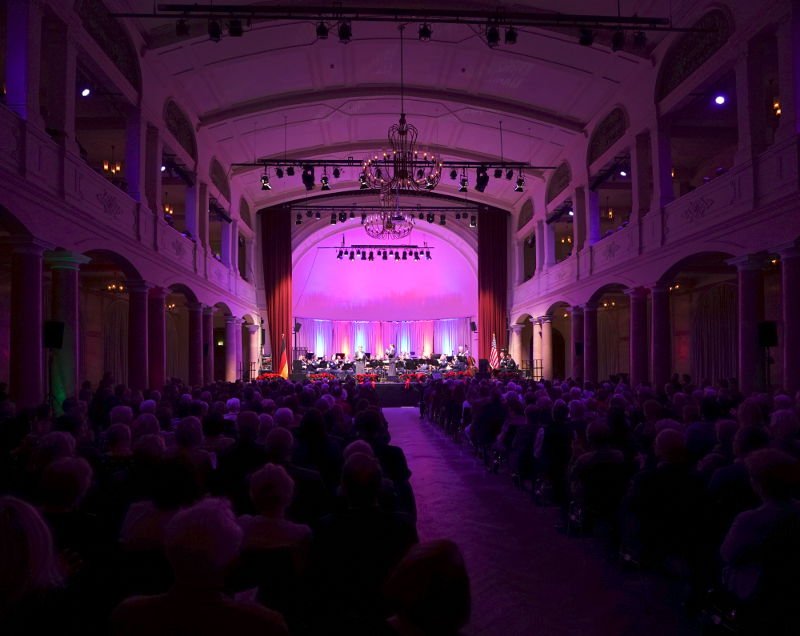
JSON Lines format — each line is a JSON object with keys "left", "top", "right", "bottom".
{"left": 385, "top": 407, "right": 699, "bottom": 636}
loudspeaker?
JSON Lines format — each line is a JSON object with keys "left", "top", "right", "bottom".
{"left": 478, "top": 358, "right": 490, "bottom": 374}
{"left": 758, "top": 321, "right": 778, "bottom": 348}
{"left": 43, "top": 321, "right": 64, "bottom": 349}
{"left": 294, "top": 322, "right": 302, "bottom": 332}
{"left": 470, "top": 321, "right": 477, "bottom": 332}
{"left": 292, "top": 360, "right": 304, "bottom": 372}
{"left": 575, "top": 342, "right": 584, "bottom": 356}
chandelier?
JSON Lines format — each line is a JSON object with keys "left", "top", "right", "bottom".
{"left": 362, "top": 25, "right": 442, "bottom": 240}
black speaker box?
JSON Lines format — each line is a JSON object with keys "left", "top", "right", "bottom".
{"left": 292, "top": 359, "right": 304, "bottom": 372}
{"left": 294, "top": 322, "right": 302, "bottom": 332}
{"left": 470, "top": 321, "right": 477, "bottom": 332}
{"left": 43, "top": 321, "right": 64, "bottom": 349}
{"left": 758, "top": 321, "right": 778, "bottom": 347}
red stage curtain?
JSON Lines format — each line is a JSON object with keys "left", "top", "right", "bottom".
{"left": 478, "top": 208, "right": 508, "bottom": 360}
{"left": 260, "top": 208, "right": 292, "bottom": 375}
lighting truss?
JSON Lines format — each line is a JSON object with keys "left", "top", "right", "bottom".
{"left": 291, "top": 205, "right": 478, "bottom": 216}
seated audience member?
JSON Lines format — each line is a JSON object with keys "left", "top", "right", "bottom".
{"left": 168, "top": 416, "right": 213, "bottom": 488}
{"left": 201, "top": 412, "right": 235, "bottom": 456}
{"left": 769, "top": 409, "right": 800, "bottom": 459}
{"left": 216, "top": 411, "right": 268, "bottom": 513}
{"left": 0, "top": 496, "right": 67, "bottom": 635}
{"left": 384, "top": 539, "right": 471, "bottom": 636}
{"left": 314, "top": 453, "right": 418, "bottom": 634}
{"left": 112, "top": 498, "right": 288, "bottom": 636}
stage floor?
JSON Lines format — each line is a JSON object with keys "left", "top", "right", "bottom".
{"left": 374, "top": 382, "right": 421, "bottom": 408}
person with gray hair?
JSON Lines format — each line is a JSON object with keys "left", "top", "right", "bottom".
{"left": 112, "top": 498, "right": 288, "bottom": 636}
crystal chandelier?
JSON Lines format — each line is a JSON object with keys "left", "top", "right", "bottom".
{"left": 362, "top": 25, "right": 442, "bottom": 240}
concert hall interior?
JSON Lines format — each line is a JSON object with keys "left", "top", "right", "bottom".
{"left": 1, "top": 1, "right": 800, "bottom": 635}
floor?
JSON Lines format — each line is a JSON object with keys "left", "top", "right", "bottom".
{"left": 385, "top": 407, "right": 700, "bottom": 636}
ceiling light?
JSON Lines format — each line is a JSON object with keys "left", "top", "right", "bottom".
{"left": 419, "top": 23, "right": 432, "bottom": 41}
{"left": 475, "top": 165, "right": 489, "bottom": 192}
{"left": 494, "top": 167, "right": 503, "bottom": 178}
{"left": 619, "top": 169, "right": 628, "bottom": 177}
{"left": 514, "top": 173, "right": 525, "bottom": 192}
{"left": 286, "top": 166, "right": 295, "bottom": 176}
{"left": 176, "top": 18, "right": 190, "bottom": 37}
{"left": 578, "top": 28, "right": 594, "bottom": 46}
{"left": 568, "top": 209, "right": 574, "bottom": 216}
{"left": 275, "top": 167, "right": 284, "bottom": 178}
{"left": 714, "top": 94, "right": 726, "bottom": 105}
{"left": 338, "top": 21, "right": 352, "bottom": 43}
{"left": 160, "top": 164, "right": 166, "bottom": 172}
{"left": 632, "top": 31, "right": 647, "bottom": 48}
{"left": 296, "top": 213, "right": 302, "bottom": 225}
{"left": 332, "top": 167, "right": 341, "bottom": 179}
{"left": 505, "top": 26, "right": 518, "bottom": 45}
{"left": 469, "top": 215, "right": 477, "bottom": 228}
{"left": 486, "top": 23, "right": 500, "bottom": 48}
{"left": 439, "top": 214, "right": 446, "bottom": 225}
{"left": 80, "top": 87, "right": 91, "bottom": 97}
{"left": 228, "top": 19, "right": 244, "bottom": 37}
{"left": 260, "top": 171, "right": 271, "bottom": 191}
{"left": 506, "top": 169, "right": 514, "bottom": 180}
{"left": 320, "top": 174, "right": 330, "bottom": 191}
{"left": 208, "top": 20, "right": 222, "bottom": 42}
{"left": 302, "top": 165, "right": 315, "bottom": 190}
{"left": 449, "top": 169, "right": 458, "bottom": 180}
{"left": 316, "top": 21, "right": 329, "bottom": 39}
{"left": 611, "top": 29, "right": 625, "bottom": 52}
{"left": 459, "top": 177, "right": 468, "bottom": 193}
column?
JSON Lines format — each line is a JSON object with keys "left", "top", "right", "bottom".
{"left": 543, "top": 224, "right": 556, "bottom": 268}
{"left": 247, "top": 324, "right": 261, "bottom": 380}
{"left": 583, "top": 303, "right": 598, "bottom": 385}
{"left": 535, "top": 221, "right": 546, "bottom": 271}
{"left": 5, "top": 0, "right": 43, "bottom": 126}
{"left": 184, "top": 182, "right": 200, "bottom": 241}
{"left": 46, "top": 251, "right": 90, "bottom": 407}
{"left": 144, "top": 125, "right": 162, "bottom": 215}
{"left": 653, "top": 119, "right": 674, "bottom": 211}
{"left": 230, "top": 221, "right": 240, "bottom": 272}
{"left": 509, "top": 324, "right": 524, "bottom": 366}
{"left": 734, "top": 51, "right": 756, "bottom": 163}
{"left": 570, "top": 306, "right": 584, "bottom": 382}
{"left": 627, "top": 287, "right": 649, "bottom": 388}
{"left": 148, "top": 287, "right": 167, "bottom": 391}
{"left": 586, "top": 189, "right": 601, "bottom": 245}
{"left": 734, "top": 257, "right": 764, "bottom": 395}
{"left": 573, "top": 187, "right": 586, "bottom": 251}
{"left": 532, "top": 319, "right": 542, "bottom": 380}
{"left": 127, "top": 281, "right": 150, "bottom": 391}
{"left": 235, "top": 318, "right": 244, "bottom": 380}
{"left": 781, "top": 246, "right": 800, "bottom": 393}
{"left": 40, "top": 16, "right": 78, "bottom": 153}
{"left": 221, "top": 221, "right": 232, "bottom": 266}
{"left": 187, "top": 302, "right": 204, "bottom": 386}
{"left": 650, "top": 284, "right": 672, "bottom": 393}
{"left": 631, "top": 131, "right": 653, "bottom": 219}
{"left": 125, "top": 107, "right": 146, "bottom": 203}
{"left": 540, "top": 316, "right": 553, "bottom": 380}
{"left": 203, "top": 306, "right": 215, "bottom": 384}
{"left": 224, "top": 316, "right": 238, "bottom": 382}
{"left": 9, "top": 241, "right": 45, "bottom": 408}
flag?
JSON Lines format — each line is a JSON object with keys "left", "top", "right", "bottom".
{"left": 278, "top": 333, "right": 289, "bottom": 379}
{"left": 489, "top": 332, "right": 500, "bottom": 370}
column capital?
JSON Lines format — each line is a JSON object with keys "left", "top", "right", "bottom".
{"left": 45, "top": 251, "right": 91, "bottom": 271}
{"left": 186, "top": 301, "right": 204, "bottom": 312}
{"left": 510, "top": 323, "right": 525, "bottom": 334}
{"left": 246, "top": 323, "right": 260, "bottom": 334}
{"left": 225, "top": 314, "right": 238, "bottom": 324}
{"left": 571, "top": 305, "right": 584, "bottom": 315}
{"left": 126, "top": 279, "right": 154, "bottom": 294}
{"left": 625, "top": 286, "right": 649, "bottom": 300}
{"left": 727, "top": 254, "right": 765, "bottom": 271}
{"left": 0, "top": 236, "right": 51, "bottom": 256}
{"left": 777, "top": 243, "right": 800, "bottom": 260}
{"left": 538, "top": 314, "right": 552, "bottom": 324}
{"left": 203, "top": 304, "right": 217, "bottom": 316}
{"left": 148, "top": 286, "right": 169, "bottom": 300}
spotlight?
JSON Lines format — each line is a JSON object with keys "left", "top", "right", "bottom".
{"left": 315, "top": 211, "right": 321, "bottom": 219}
{"left": 349, "top": 211, "right": 355, "bottom": 219}
{"left": 330, "top": 213, "right": 336, "bottom": 225}
{"left": 416, "top": 169, "right": 424, "bottom": 179}
{"left": 302, "top": 165, "right": 315, "bottom": 190}
{"left": 320, "top": 174, "right": 330, "bottom": 191}
{"left": 296, "top": 213, "right": 302, "bottom": 225}
{"left": 306, "top": 210, "right": 313, "bottom": 218}
{"left": 632, "top": 30, "right": 647, "bottom": 48}
{"left": 426, "top": 213, "right": 434, "bottom": 223}
{"left": 568, "top": 209, "right": 574, "bottom": 216}
{"left": 506, "top": 169, "right": 514, "bottom": 180}
{"left": 368, "top": 251, "right": 374, "bottom": 261}
{"left": 349, "top": 251, "right": 355, "bottom": 261}
{"left": 494, "top": 167, "right": 503, "bottom": 179}
{"left": 275, "top": 167, "right": 283, "bottom": 178}
{"left": 514, "top": 174, "right": 525, "bottom": 193}
{"left": 208, "top": 19, "right": 222, "bottom": 42}
{"left": 338, "top": 21, "right": 352, "bottom": 43}
{"left": 475, "top": 165, "right": 489, "bottom": 192}
{"left": 332, "top": 167, "right": 341, "bottom": 179}
{"left": 160, "top": 164, "right": 166, "bottom": 172}
{"left": 228, "top": 19, "right": 244, "bottom": 37}
{"left": 469, "top": 215, "right": 477, "bottom": 228}
{"left": 402, "top": 251, "right": 408, "bottom": 260}
{"left": 414, "top": 252, "right": 420, "bottom": 261}
{"left": 337, "top": 249, "right": 343, "bottom": 259}
{"left": 80, "top": 87, "right": 91, "bottom": 97}
{"left": 459, "top": 176, "right": 468, "bottom": 193}
{"left": 338, "top": 212, "right": 347, "bottom": 223}
{"left": 714, "top": 94, "right": 726, "bottom": 106}
{"left": 611, "top": 29, "right": 625, "bottom": 52}
{"left": 176, "top": 18, "right": 190, "bottom": 37}
{"left": 425, "top": 250, "right": 432, "bottom": 260}
{"left": 418, "top": 212, "right": 424, "bottom": 220}
{"left": 505, "top": 26, "right": 518, "bottom": 45}
{"left": 419, "top": 22, "right": 432, "bottom": 41}
{"left": 382, "top": 251, "right": 388, "bottom": 261}
{"left": 439, "top": 214, "right": 446, "bottom": 225}
{"left": 359, "top": 173, "right": 369, "bottom": 190}
{"left": 362, "top": 251, "right": 367, "bottom": 261}
{"left": 395, "top": 252, "right": 400, "bottom": 261}
{"left": 449, "top": 169, "right": 458, "bottom": 180}
{"left": 316, "top": 21, "right": 329, "bottom": 39}
{"left": 286, "top": 166, "right": 295, "bottom": 176}
{"left": 486, "top": 23, "right": 500, "bottom": 48}
{"left": 261, "top": 172, "right": 271, "bottom": 191}
{"left": 361, "top": 213, "right": 367, "bottom": 224}
{"left": 578, "top": 28, "right": 594, "bottom": 46}
{"left": 456, "top": 213, "right": 461, "bottom": 220}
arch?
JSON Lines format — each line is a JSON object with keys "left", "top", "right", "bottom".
{"left": 76, "top": 0, "right": 142, "bottom": 93}
{"left": 587, "top": 107, "right": 629, "bottom": 166}
{"left": 655, "top": 8, "right": 734, "bottom": 102}
{"left": 209, "top": 157, "right": 231, "bottom": 202}
{"left": 545, "top": 161, "right": 572, "bottom": 204}
{"left": 513, "top": 312, "right": 533, "bottom": 325}
{"left": 82, "top": 249, "right": 143, "bottom": 281}
{"left": 517, "top": 200, "right": 534, "bottom": 232}
{"left": 0, "top": 204, "right": 32, "bottom": 236}
{"left": 545, "top": 300, "right": 570, "bottom": 317}
{"left": 241, "top": 314, "right": 258, "bottom": 325}
{"left": 167, "top": 282, "right": 199, "bottom": 303}
{"left": 656, "top": 250, "right": 737, "bottom": 286}
{"left": 588, "top": 282, "right": 628, "bottom": 304}
{"left": 164, "top": 99, "right": 197, "bottom": 161}
{"left": 213, "top": 301, "right": 233, "bottom": 316}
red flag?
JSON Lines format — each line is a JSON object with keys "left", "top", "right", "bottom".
{"left": 489, "top": 332, "right": 500, "bottom": 370}
{"left": 278, "top": 333, "right": 289, "bottom": 379}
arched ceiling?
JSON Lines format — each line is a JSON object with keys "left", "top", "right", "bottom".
{"left": 125, "top": 0, "right": 672, "bottom": 207}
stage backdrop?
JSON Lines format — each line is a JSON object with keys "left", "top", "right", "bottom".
{"left": 478, "top": 208, "right": 508, "bottom": 359}
{"left": 295, "top": 317, "right": 471, "bottom": 359}
{"left": 261, "top": 208, "right": 293, "bottom": 372}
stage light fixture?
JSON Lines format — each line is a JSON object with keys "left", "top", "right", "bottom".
{"left": 368, "top": 251, "right": 374, "bottom": 261}
{"left": 506, "top": 169, "right": 514, "bottom": 180}
{"left": 261, "top": 171, "right": 271, "bottom": 191}
{"left": 494, "top": 167, "right": 503, "bottom": 178}
{"left": 330, "top": 213, "right": 336, "bottom": 224}
{"left": 275, "top": 167, "right": 284, "bottom": 178}
{"left": 337, "top": 249, "right": 343, "bottom": 259}
{"left": 505, "top": 26, "right": 518, "bottom": 45}
{"left": 349, "top": 211, "right": 355, "bottom": 219}
{"left": 362, "top": 251, "right": 367, "bottom": 261}
{"left": 419, "top": 22, "right": 432, "bottom": 41}
{"left": 456, "top": 213, "right": 461, "bottom": 220}
{"left": 286, "top": 166, "right": 295, "bottom": 176}
{"left": 418, "top": 212, "right": 424, "bottom": 220}
{"left": 208, "top": 20, "right": 222, "bottom": 42}
{"left": 449, "top": 169, "right": 458, "bottom": 180}
{"left": 302, "top": 165, "right": 315, "bottom": 190}
{"left": 338, "top": 212, "right": 347, "bottom": 223}
{"left": 382, "top": 251, "right": 388, "bottom": 261}
{"left": 296, "top": 213, "right": 302, "bottom": 225}
{"left": 440, "top": 214, "right": 446, "bottom": 225}
{"left": 426, "top": 213, "right": 435, "bottom": 223}
{"left": 414, "top": 252, "right": 420, "bottom": 261}
{"left": 469, "top": 215, "right": 477, "bottom": 228}
{"left": 425, "top": 250, "right": 432, "bottom": 260}
{"left": 338, "top": 20, "right": 352, "bottom": 43}
{"left": 475, "top": 165, "right": 489, "bottom": 192}
{"left": 611, "top": 29, "right": 625, "bottom": 52}
{"left": 176, "top": 18, "right": 190, "bottom": 37}
{"left": 632, "top": 30, "right": 647, "bottom": 48}
{"left": 459, "top": 176, "right": 468, "bottom": 193}
{"left": 315, "top": 211, "right": 321, "bottom": 219}
{"left": 514, "top": 173, "right": 525, "bottom": 192}
{"left": 361, "top": 213, "right": 367, "bottom": 223}
{"left": 395, "top": 252, "right": 400, "bottom": 261}
{"left": 359, "top": 173, "right": 369, "bottom": 190}
{"left": 349, "top": 251, "right": 355, "bottom": 261}
{"left": 316, "top": 21, "right": 329, "bottom": 39}
{"left": 80, "top": 87, "right": 91, "bottom": 97}
{"left": 306, "top": 210, "right": 313, "bottom": 218}
{"left": 320, "top": 174, "right": 330, "bottom": 191}
{"left": 578, "top": 28, "right": 594, "bottom": 46}
{"left": 228, "top": 19, "right": 244, "bottom": 37}
{"left": 486, "top": 23, "right": 500, "bottom": 48}
{"left": 402, "top": 251, "right": 408, "bottom": 260}
{"left": 332, "top": 167, "right": 341, "bottom": 179}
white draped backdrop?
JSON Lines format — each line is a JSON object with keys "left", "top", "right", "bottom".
{"left": 295, "top": 317, "right": 472, "bottom": 359}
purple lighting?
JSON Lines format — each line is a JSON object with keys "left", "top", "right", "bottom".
{"left": 714, "top": 94, "right": 726, "bottom": 105}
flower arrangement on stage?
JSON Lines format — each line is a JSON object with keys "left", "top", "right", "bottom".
{"left": 442, "top": 369, "right": 476, "bottom": 379}
{"left": 491, "top": 370, "right": 523, "bottom": 381}
{"left": 307, "top": 373, "right": 336, "bottom": 382}
{"left": 400, "top": 373, "right": 428, "bottom": 389}
{"left": 256, "top": 372, "right": 284, "bottom": 381}
{"left": 355, "top": 373, "right": 379, "bottom": 384}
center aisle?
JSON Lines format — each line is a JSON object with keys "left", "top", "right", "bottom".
{"left": 384, "top": 407, "right": 699, "bottom": 636}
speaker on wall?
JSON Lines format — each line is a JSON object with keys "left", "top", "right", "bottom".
{"left": 43, "top": 321, "right": 64, "bottom": 349}
{"left": 758, "top": 321, "right": 778, "bottom": 348}
{"left": 294, "top": 322, "right": 302, "bottom": 332}
{"left": 470, "top": 321, "right": 477, "bottom": 332}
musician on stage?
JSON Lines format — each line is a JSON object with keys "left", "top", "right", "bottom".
{"left": 499, "top": 351, "right": 517, "bottom": 370}
{"left": 355, "top": 345, "right": 366, "bottom": 361}
{"left": 386, "top": 344, "right": 396, "bottom": 359}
